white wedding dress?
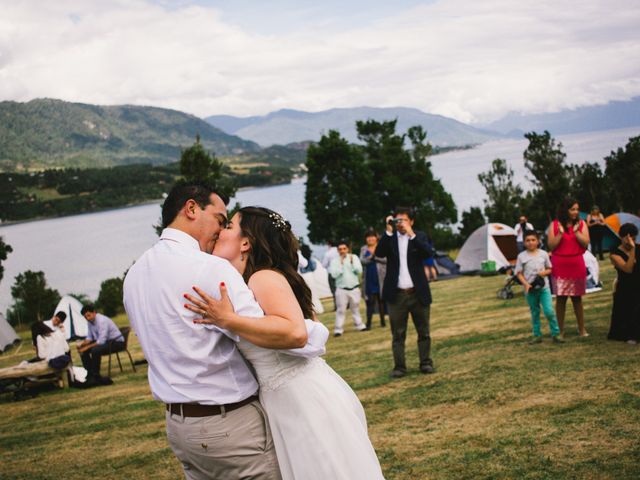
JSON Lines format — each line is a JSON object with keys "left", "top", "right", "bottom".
{"left": 237, "top": 339, "right": 385, "bottom": 480}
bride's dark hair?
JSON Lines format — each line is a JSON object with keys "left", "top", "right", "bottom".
{"left": 239, "top": 206, "right": 314, "bottom": 319}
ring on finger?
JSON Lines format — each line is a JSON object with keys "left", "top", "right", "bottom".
{"left": 202, "top": 310, "right": 208, "bottom": 319}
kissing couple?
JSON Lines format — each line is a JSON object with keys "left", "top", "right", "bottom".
{"left": 124, "top": 182, "right": 384, "bottom": 479}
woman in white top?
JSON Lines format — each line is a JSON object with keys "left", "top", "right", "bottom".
{"left": 32, "top": 322, "right": 69, "bottom": 361}
{"left": 185, "top": 207, "right": 384, "bottom": 480}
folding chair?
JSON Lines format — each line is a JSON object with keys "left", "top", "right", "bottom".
{"left": 106, "top": 327, "right": 136, "bottom": 377}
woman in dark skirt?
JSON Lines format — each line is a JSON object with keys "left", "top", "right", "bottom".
{"left": 608, "top": 223, "right": 640, "bottom": 344}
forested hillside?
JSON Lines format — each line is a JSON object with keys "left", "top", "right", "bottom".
{"left": 0, "top": 99, "right": 260, "bottom": 171}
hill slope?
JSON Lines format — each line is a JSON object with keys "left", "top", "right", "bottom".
{"left": 483, "top": 96, "right": 640, "bottom": 136}
{"left": 0, "top": 99, "right": 260, "bottom": 170}
{"left": 206, "top": 107, "right": 502, "bottom": 147}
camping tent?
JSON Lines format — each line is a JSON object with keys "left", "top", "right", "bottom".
{"left": 46, "top": 295, "right": 88, "bottom": 340}
{"left": 456, "top": 223, "right": 518, "bottom": 273}
{"left": 605, "top": 212, "right": 640, "bottom": 246}
{"left": 300, "top": 259, "right": 333, "bottom": 314}
{"left": 0, "top": 313, "right": 20, "bottom": 352}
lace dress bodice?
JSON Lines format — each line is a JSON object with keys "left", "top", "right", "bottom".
{"left": 237, "top": 339, "right": 322, "bottom": 392}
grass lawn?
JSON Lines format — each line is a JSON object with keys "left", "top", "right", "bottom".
{"left": 1, "top": 260, "right": 638, "bottom": 479}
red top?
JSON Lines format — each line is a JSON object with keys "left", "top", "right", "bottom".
{"left": 552, "top": 220, "right": 587, "bottom": 256}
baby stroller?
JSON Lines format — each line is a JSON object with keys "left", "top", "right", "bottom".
{"left": 496, "top": 265, "right": 521, "bottom": 300}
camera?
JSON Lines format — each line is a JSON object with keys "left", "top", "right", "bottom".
{"left": 530, "top": 275, "right": 545, "bottom": 290}
{"left": 387, "top": 218, "right": 401, "bottom": 226}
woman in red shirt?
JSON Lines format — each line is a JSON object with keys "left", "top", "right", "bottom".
{"left": 547, "top": 198, "right": 590, "bottom": 337}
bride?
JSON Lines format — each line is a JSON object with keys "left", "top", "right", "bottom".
{"left": 184, "top": 206, "right": 384, "bottom": 480}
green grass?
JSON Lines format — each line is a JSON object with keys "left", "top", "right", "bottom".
{"left": 1, "top": 260, "right": 638, "bottom": 479}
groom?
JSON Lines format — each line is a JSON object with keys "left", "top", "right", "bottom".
{"left": 124, "top": 182, "right": 326, "bottom": 479}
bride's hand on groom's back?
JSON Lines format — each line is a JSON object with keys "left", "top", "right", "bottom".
{"left": 184, "top": 283, "right": 236, "bottom": 328}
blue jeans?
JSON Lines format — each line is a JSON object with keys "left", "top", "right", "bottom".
{"left": 525, "top": 287, "right": 560, "bottom": 337}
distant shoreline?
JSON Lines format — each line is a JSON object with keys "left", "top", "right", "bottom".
{"left": 0, "top": 198, "right": 164, "bottom": 229}
{"left": 0, "top": 178, "right": 304, "bottom": 229}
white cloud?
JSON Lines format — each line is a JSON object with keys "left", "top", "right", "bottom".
{"left": 1, "top": 0, "right": 639, "bottom": 123}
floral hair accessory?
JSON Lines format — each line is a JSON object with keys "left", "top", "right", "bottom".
{"left": 268, "top": 212, "right": 290, "bottom": 231}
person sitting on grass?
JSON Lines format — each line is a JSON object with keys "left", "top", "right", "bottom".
{"left": 515, "top": 230, "right": 564, "bottom": 344}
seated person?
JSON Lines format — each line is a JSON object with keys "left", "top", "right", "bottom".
{"left": 49, "top": 310, "right": 67, "bottom": 335}
{"left": 77, "top": 304, "right": 124, "bottom": 381}
{"left": 31, "top": 321, "right": 71, "bottom": 368}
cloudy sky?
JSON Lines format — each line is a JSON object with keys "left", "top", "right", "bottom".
{"left": 1, "top": 0, "right": 639, "bottom": 123}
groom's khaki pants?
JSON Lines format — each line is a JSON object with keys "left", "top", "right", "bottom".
{"left": 166, "top": 400, "right": 281, "bottom": 480}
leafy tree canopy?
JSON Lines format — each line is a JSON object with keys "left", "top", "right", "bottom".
{"left": 567, "top": 162, "right": 614, "bottom": 214}
{"left": 478, "top": 158, "right": 527, "bottom": 224}
{"left": 0, "top": 237, "right": 12, "bottom": 285}
{"left": 604, "top": 135, "right": 640, "bottom": 214}
{"left": 459, "top": 207, "right": 486, "bottom": 240}
{"left": 305, "top": 121, "right": 457, "bottom": 245}
{"left": 179, "top": 134, "right": 236, "bottom": 201}
{"left": 96, "top": 277, "right": 124, "bottom": 317}
{"left": 8, "top": 270, "right": 60, "bottom": 326}
{"left": 523, "top": 131, "right": 571, "bottom": 226}
{"left": 357, "top": 120, "right": 456, "bottom": 229}
{"left": 305, "top": 130, "right": 374, "bottom": 244}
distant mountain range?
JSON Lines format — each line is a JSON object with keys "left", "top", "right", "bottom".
{"left": 0, "top": 99, "right": 260, "bottom": 170}
{"left": 207, "top": 99, "right": 640, "bottom": 147}
{"left": 482, "top": 97, "right": 640, "bottom": 137}
{"left": 3, "top": 97, "right": 637, "bottom": 172}
{"left": 205, "top": 107, "right": 502, "bottom": 147}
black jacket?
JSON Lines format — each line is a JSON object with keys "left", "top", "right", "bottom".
{"left": 375, "top": 230, "right": 433, "bottom": 306}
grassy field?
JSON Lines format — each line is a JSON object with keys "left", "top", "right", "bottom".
{"left": 1, "top": 260, "right": 638, "bottom": 479}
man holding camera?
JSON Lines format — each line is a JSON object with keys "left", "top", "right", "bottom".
{"left": 375, "top": 207, "right": 435, "bottom": 378}
{"left": 514, "top": 215, "right": 534, "bottom": 253}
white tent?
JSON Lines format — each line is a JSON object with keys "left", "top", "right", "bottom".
{"left": 456, "top": 223, "right": 519, "bottom": 273}
{"left": 46, "top": 295, "right": 88, "bottom": 340}
{"left": 300, "top": 259, "right": 333, "bottom": 315}
{"left": 0, "top": 313, "right": 20, "bottom": 352}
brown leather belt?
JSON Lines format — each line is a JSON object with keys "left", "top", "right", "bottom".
{"left": 397, "top": 287, "right": 415, "bottom": 294}
{"left": 166, "top": 395, "right": 258, "bottom": 417}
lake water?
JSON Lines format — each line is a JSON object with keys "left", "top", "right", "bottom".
{"left": 0, "top": 126, "right": 637, "bottom": 314}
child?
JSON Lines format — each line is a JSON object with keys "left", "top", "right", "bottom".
{"left": 515, "top": 230, "right": 564, "bottom": 344}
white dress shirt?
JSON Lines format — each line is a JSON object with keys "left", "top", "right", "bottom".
{"left": 390, "top": 231, "right": 415, "bottom": 288}
{"left": 124, "top": 228, "right": 327, "bottom": 405}
{"left": 514, "top": 222, "right": 534, "bottom": 242}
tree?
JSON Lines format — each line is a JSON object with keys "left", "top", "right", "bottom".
{"left": 305, "top": 121, "right": 458, "bottom": 245}
{"left": 96, "top": 277, "right": 124, "bottom": 317}
{"left": 305, "top": 130, "right": 375, "bottom": 244}
{"left": 8, "top": 270, "right": 60, "bottom": 326}
{"left": 459, "top": 207, "right": 486, "bottom": 240}
{"left": 523, "top": 131, "right": 571, "bottom": 225}
{"left": 180, "top": 135, "right": 236, "bottom": 200}
{"left": 568, "top": 162, "right": 613, "bottom": 214}
{"left": 605, "top": 136, "right": 640, "bottom": 214}
{"left": 356, "top": 120, "right": 457, "bottom": 230}
{"left": 478, "top": 158, "right": 526, "bottom": 224}
{"left": 155, "top": 136, "right": 239, "bottom": 235}
{"left": 0, "top": 236, "right": 12, "bottom": 284}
